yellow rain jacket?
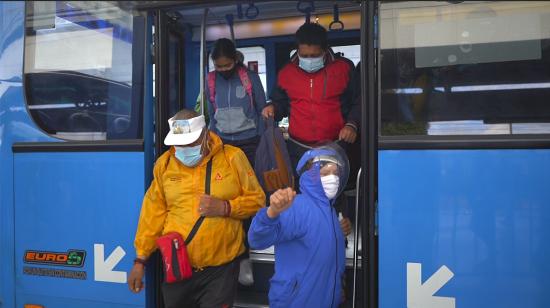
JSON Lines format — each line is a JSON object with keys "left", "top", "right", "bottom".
{"left": 134, "top": 132, "right": 265, "bottom": 268}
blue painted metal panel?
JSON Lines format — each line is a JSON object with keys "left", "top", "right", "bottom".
{"left": 379, "top": 150, "right": 550, "bottom": 308}
{"left": 1, "top": 2, "right": 56, "bottom": 307}
{"left": 263, "top": 40, "right": 276, "bottom": 95}
{"left": 184, "top": 34, "right": 201, "bottom": 109}
{"left": 1, "top": 3, "right": 150, "bottom": 307}
{"left": 16, "top": 294, "right": 140, "bottom": 308}
{"left": 14, "top": 151, "right": 145, "bottom": 307}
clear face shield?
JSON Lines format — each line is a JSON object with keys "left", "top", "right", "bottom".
{"left": 297, "top": 143, "right": 350, "bottom": 199}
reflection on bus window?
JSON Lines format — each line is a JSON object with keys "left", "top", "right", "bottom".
{"left": 24, "top": 1, "right": 141, "bottom": 140}
{"left": 380, "top": 1, "right": 550, "bottom": 136}
{"left": 331, "top": 45, "right": 360, "bottom": 66}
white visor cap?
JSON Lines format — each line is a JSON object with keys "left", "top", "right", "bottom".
{"left": 164, "top": 115, "right": 206, "bottom": 146}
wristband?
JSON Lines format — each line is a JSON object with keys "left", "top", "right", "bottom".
{"left": 134, "top": 258, "right": 147, "bottom": 267}
{"left": 345, "top": 122, "right": 358, "bottom": 131}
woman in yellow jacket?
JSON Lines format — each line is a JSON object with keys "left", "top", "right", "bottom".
{"left": 127, "top": 109, "right": 265, "bottom": 308}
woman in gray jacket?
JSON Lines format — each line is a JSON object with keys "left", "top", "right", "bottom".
{"left": 206, "top": 38, "right": 267, "bottom": 166}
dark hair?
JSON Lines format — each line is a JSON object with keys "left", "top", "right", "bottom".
{"left": 211, "top": 38, "right": 237, "bottom": 60}
{"left": 295, "top": 23, "right": 328, "bottom": 49}
{"left": 173, "top": 108, "right": 199, "bottom": 120}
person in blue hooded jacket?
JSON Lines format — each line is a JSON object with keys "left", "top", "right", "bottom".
{"left": 248, "top": 143, "right": 349, "bottom": 308}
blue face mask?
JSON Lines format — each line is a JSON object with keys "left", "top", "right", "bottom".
{"left": 175, "top": 144, "right": 203, "bottom": 167}
{"left": 298, "top": 55, "right": 325, "bottom": 73}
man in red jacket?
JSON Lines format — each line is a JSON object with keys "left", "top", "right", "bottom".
{"left": 261, "top": 23, "right": 359, "bottom": 174}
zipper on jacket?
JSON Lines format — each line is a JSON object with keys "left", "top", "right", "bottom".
{"left": 323, "top": 70, "right": 328, "bottom": 99}
{"left": 310, "top": 78, "right": 315, "bottom": 141}
{"left": 171, "top": 238, "right": 182, "bottom": 280}
{"left": 227, "top": 77, "right": 234, "bottom": 141}
{"left": 227, "top": 78, "right": 232, "bottom": 108}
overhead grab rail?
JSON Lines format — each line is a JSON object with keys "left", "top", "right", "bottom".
{"left": 225, "top": 13, "right": 235, "bottom": 42}
{"left": 245, "top": 2, "right": 259, "bottom": 20}
{"left": 329, "top": 4, "right": 344, "bottom": 31}
{"left": 237, "top": 2, "right": 259, "bottom": 21}
{"left": 297, "top": 0, "right": 315, "bottom": 23}
{"left": 237, "top": 3, "right": 244, "bottom": 19}
{"left": 199, "top": 8, "right": 208, "bottom": 116}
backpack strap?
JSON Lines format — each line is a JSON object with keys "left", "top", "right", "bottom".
{"left": 184, "top": 159, "right": 213, "bottom": 246}
{"left": 237, "top": 66, "right": 254, "bottom": 110}
{"left": 208, "top": 67, "right": 255, "bottom": 112}
{"left": 207, "top": 71, "right": 217, "bottom": 111}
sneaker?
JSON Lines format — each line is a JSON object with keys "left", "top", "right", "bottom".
{"left": 238, "top": 258, "right": 254, "bottom": 286}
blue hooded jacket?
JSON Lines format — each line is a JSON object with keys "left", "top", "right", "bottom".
{"left": 248, "top": 151, "right": 346, "bottom": 308}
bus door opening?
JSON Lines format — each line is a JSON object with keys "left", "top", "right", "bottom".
{"left": 150, "top": 2, "right": 365, "bottom": 307}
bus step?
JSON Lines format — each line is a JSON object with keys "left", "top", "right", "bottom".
{"left": 234, "top": 290, "right": 269, "bottom": 308}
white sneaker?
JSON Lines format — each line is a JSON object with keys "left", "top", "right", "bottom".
{"left": 238, "top": 258, "right": 254, "bottom": 286}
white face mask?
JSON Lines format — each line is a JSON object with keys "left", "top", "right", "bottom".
{"left": 321, "top": 174, "right": 340, "bottom": 199}
{"left": 298, "top": 54, "right": 325, "bottom": 73}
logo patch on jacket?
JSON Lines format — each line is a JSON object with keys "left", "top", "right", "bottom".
{"left": 215, "top": 172, "right": 223, "bottom": 181}
{"left": 169, "top": 177, "right": 182, "bottom": 182}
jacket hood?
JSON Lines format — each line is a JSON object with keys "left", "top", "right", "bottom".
{"left": 299, "top": 163, "right": 330, "bottom": 206}
{"left": 296, "top": 145, "right": 350, "bottom": 203}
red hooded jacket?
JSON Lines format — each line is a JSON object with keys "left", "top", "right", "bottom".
{"left": 269, "top": 50, "right": 358, "bottom": 144}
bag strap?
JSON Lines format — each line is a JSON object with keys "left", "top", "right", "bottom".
{"left": 207, "top": 72, "right": 218, "bottom": 111}
{"left": 207, "top": 67, "right": 255, "bottom": 112}
{"left": 237, "top": 66, "right": 255, "bottom": 110}
{"left": 184, "top": 159, "right": 213, "bottom": 246}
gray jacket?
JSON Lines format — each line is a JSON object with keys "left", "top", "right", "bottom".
{"left": 206, "top": 69, "right": 267, "bottom": 141}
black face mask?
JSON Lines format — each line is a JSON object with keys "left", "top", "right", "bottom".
{"left": 218, "top": 67, "right": 235, "bottom": 80}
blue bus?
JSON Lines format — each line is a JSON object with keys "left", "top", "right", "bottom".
{"left": 1, "top": 1, "right": 549, "bottom": 307}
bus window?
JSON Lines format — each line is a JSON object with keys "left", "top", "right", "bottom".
{"left": 332, "top": 44, "right": 360, "bottom": 65}
{"left": 24, "top": 1, "right": 142, "bottom": 140}
{"left": 209, "top": 46, "right": 268, "bottom": 92}
{"left": 380, "top": 1, "right": 550, "bottom": 136}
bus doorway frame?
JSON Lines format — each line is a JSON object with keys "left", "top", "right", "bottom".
{"left": 148, "top": 8, "right": 189, "bottom": 308}
{"left": 360, "top": 1, "right": 379, "bottom": 308}
{"left": 138, "top": 1, "right": 378, "bottom": 307}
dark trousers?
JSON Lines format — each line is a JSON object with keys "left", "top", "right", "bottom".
{"left": 161, "top": 259, "right": 240, "bottom": 308}
{"left": 222, "top": 136, "right": 260, "bottom": 169}
{"left": 221, "top": 136, "right": 260, "bottom": 252}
